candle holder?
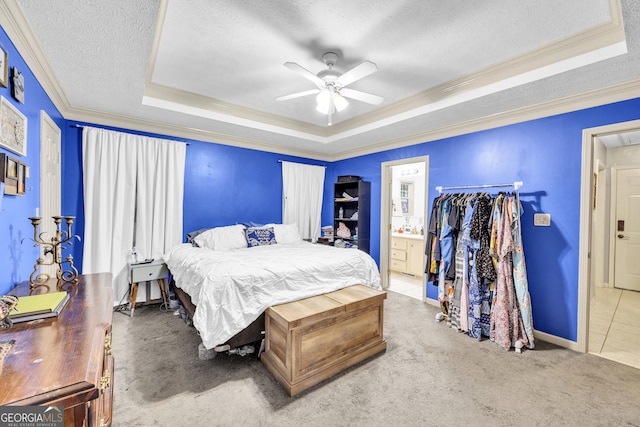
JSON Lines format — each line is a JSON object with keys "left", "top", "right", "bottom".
{"left": 26, "top": 216, "right": 81, "bottom": 289}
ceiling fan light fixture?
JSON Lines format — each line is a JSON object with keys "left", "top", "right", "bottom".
{"left": 334, "top": 92, "right": 348, "bottom": 112}
{"left": 315, "top": 89, "right": 331, "bottom": 114}
{"left": 316, "top": 89, "right": 348, "bottom": 114}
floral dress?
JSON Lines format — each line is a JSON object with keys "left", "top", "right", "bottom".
{"left": 490, "top": 196, "right": 528, "bottom": 350}
{"left": 510, "top": 196, "right": 535, "bottom": 349}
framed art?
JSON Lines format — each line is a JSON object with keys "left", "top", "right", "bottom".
{"left": 0, "top": 45, "right": 7, "bottom": 88}
{"left": 11, "top": 67, "right": 24, "bottom": 103}
{"left": 0, "top": 153, "right": 25, "bottom": 195}
{"left": 0, "top": 96, "right": 27, "bottom": 156}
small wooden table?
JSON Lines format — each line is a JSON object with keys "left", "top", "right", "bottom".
{"left": 261, "top": 285, "right": 386, "bottom": 396}
{"left": 128, "top": 260, "right": 168, "bottom": 317}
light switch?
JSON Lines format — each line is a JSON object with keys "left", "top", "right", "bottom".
{"left": 534, "top": 213, "right": 551, "bottom": 226}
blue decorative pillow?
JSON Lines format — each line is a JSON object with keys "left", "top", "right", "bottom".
{"left": 245, "top": 227, "right": 277, "bottom": 247}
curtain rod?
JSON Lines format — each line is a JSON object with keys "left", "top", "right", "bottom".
{"left": 436, "top": 181, "right": 523, "bottom": 194}
{"left": 71, "top": 124, "right": 190, "bottom": 145}
{"left": 278, "top": 160, "right": 327, "bottom": 168}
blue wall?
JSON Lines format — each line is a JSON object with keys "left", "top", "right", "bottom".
{"left": 323, "top": 98, "right": 640, "bottom": 342}
{"left": 3, "top": 22, "right": 640, "bottom": 343}
{"left": 0, "top": 26, "right": 64, "bottom": 295}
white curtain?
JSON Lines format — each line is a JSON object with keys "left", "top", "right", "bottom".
{"left": 82, "top": 127, "right": 186, "bottom": 305}
{"left": 282, "top": 161, "right": 325, "bottom": 242}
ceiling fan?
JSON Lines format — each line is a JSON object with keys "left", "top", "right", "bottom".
{"left": 276, "top": 52, "right": 384, "bottom": 125}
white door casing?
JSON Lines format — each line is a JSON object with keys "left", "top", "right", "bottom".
{"left": 612, "top": 166, "right": 640, "bottom": 291}
{"left": 39, "top": 111, "right": 61, "bottom": 279}
{"left": 379, "top": 156, "right": 429, "bottom": 298}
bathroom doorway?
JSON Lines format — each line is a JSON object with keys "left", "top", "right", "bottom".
{"left": 380, "top": 156, "right": 429, "bottom": 300}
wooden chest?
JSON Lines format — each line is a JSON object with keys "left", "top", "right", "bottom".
{"left": 261, "top": 285, "right": 386, "bottom": 396}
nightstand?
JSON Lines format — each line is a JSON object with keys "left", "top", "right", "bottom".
{"left": 128, "top": 260, "right": 169, "bottom": 317}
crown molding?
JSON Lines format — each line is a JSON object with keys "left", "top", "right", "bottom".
{"left": 142, "top": 82, "right": 329, "bottom": 140}
{"left": 64, "top": 104, "right": 334, "bottom": 161}
{"left": 0, "top": 0, "right": 72, "bottom": 113}
{"left": 330, "top": 77, "right": 640, "bottom": 161}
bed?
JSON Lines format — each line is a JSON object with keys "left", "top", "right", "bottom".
{"left": 163, "top": 223, "right": 381, "bottom": 352}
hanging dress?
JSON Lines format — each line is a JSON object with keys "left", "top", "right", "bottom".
{"left": 461, "top": 199, "right": 485, "bottom": 340}
{"left": 490, "top": 196, "right": 528, "bottom": 350}
{"left": 458, "top": 199, "right": 477, "bottom": 334}
{"left": 509, "top": 195, "right": 535, "bottom": 349}
{"left": 448, "top": 199, "right": 465, "bottom": 331}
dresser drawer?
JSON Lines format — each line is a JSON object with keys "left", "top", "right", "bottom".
{"left": 130, "top": 263, "right": 168, "bottom": 283}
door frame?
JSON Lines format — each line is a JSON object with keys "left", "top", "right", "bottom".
{"left": 379, "top": 155, "right": 429, "bottom": 294}
{"left": 579, "top": 118, "right": 640, "bottom": 353}
{"left": 39, "top": 110, "right": 61, "bottom": 278}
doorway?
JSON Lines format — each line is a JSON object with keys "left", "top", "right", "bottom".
{"left": 581, "top": 121, "right": 640, "bottom": 369}
{"left": 39, "top": 111, "right": 61, "bottom": 279}
{"left": 380, "top": 156, "right": 429, "bottom": 300}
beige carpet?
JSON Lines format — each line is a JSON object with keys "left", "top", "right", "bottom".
{"left": 112, "top": 291, "right": 640, "bottom": 426}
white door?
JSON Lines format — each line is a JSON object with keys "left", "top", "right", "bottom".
{"left": 40, "top": 111, "right": 61, "bottom": 279}
{"left": 613, "top": 167, "right": 640, "bottom": 291}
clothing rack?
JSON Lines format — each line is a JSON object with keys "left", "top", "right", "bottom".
{"left": 435, "top": 181, "right": 523, "bottom": 194}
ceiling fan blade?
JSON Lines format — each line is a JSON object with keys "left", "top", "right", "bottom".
{"left": 340, "top": 88, "right": 384, "bottom": 105}
{"left": 284, "top": 62, "right": 325, "bottom": 89}
{"left": 276, "top": 89, "right": 320, "bottom": 101}
{"left": 336, "top": 61, "right": 378, "bottom": 87}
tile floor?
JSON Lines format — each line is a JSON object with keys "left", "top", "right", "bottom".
{"left": 588, "top": 286, "right": 640, "bottom": 369}
{"left": 388, "top": 272, "right": 424, "bottom": 300}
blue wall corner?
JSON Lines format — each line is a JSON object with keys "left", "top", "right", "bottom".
{"left": 0, "top": 26, "right": 64, "bottom": 295}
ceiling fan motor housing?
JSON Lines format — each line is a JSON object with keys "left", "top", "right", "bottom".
{"left": 318, "top": 52, "right": 340, "bottom": 83}
{"left": 322, "top": 52, "right": 338, "bottom": 67}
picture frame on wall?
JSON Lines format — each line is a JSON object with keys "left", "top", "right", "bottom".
{"left": 0, "top": 45, "right": 7, "bottom": 88}
{"left": 0, "top": 153, "right": 25, "bottom": 195}
{"left": 0, "top": 96, "right": 27, "bottom": 156}
{"left": 11, "top": 67, "right": 24, "bottom": 103}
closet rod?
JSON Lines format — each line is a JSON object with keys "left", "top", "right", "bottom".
{"left": 435, "top": 181, "right": 523, "bottom": 194}
{"left": 277, "top": 160, "right": 327, "bottom": 168}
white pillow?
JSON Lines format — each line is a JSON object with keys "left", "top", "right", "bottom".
{"left": 193, "top": 224, "right": 247, "bottom": 250}
{"left": 265, "top": 223, "right": 302, "bottom": 244}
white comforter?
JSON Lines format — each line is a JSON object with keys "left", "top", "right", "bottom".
{"left": 164, "top": 241, "right": 381, "bottom": 349}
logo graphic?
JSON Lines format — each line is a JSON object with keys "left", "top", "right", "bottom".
{"left": 0, "top": 405, "right": 64, "bottom": 427}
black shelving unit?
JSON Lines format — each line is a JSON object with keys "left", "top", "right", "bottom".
{"left": 333, "top": 180, "right": 370, "bottom": 253}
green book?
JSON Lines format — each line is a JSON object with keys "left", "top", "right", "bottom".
{"left": 8, "top": 291, "right": 69, "bottom": 320}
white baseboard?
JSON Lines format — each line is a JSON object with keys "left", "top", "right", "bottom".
{"left": 424, "top": 297, "right": 439, "bottom": 307}
{"left": 534, "top": 329, "right": 580, "bottom": 352}
{"left": 423, "top": 298, "right": 581, "bottom": 352}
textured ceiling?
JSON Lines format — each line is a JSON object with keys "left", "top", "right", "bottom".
{"left": 4, "top": 0, "right": 640, "bottom": 159}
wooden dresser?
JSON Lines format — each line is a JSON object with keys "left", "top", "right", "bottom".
{"left": 0, "top": 273, "right": 114, "bottom": 426}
